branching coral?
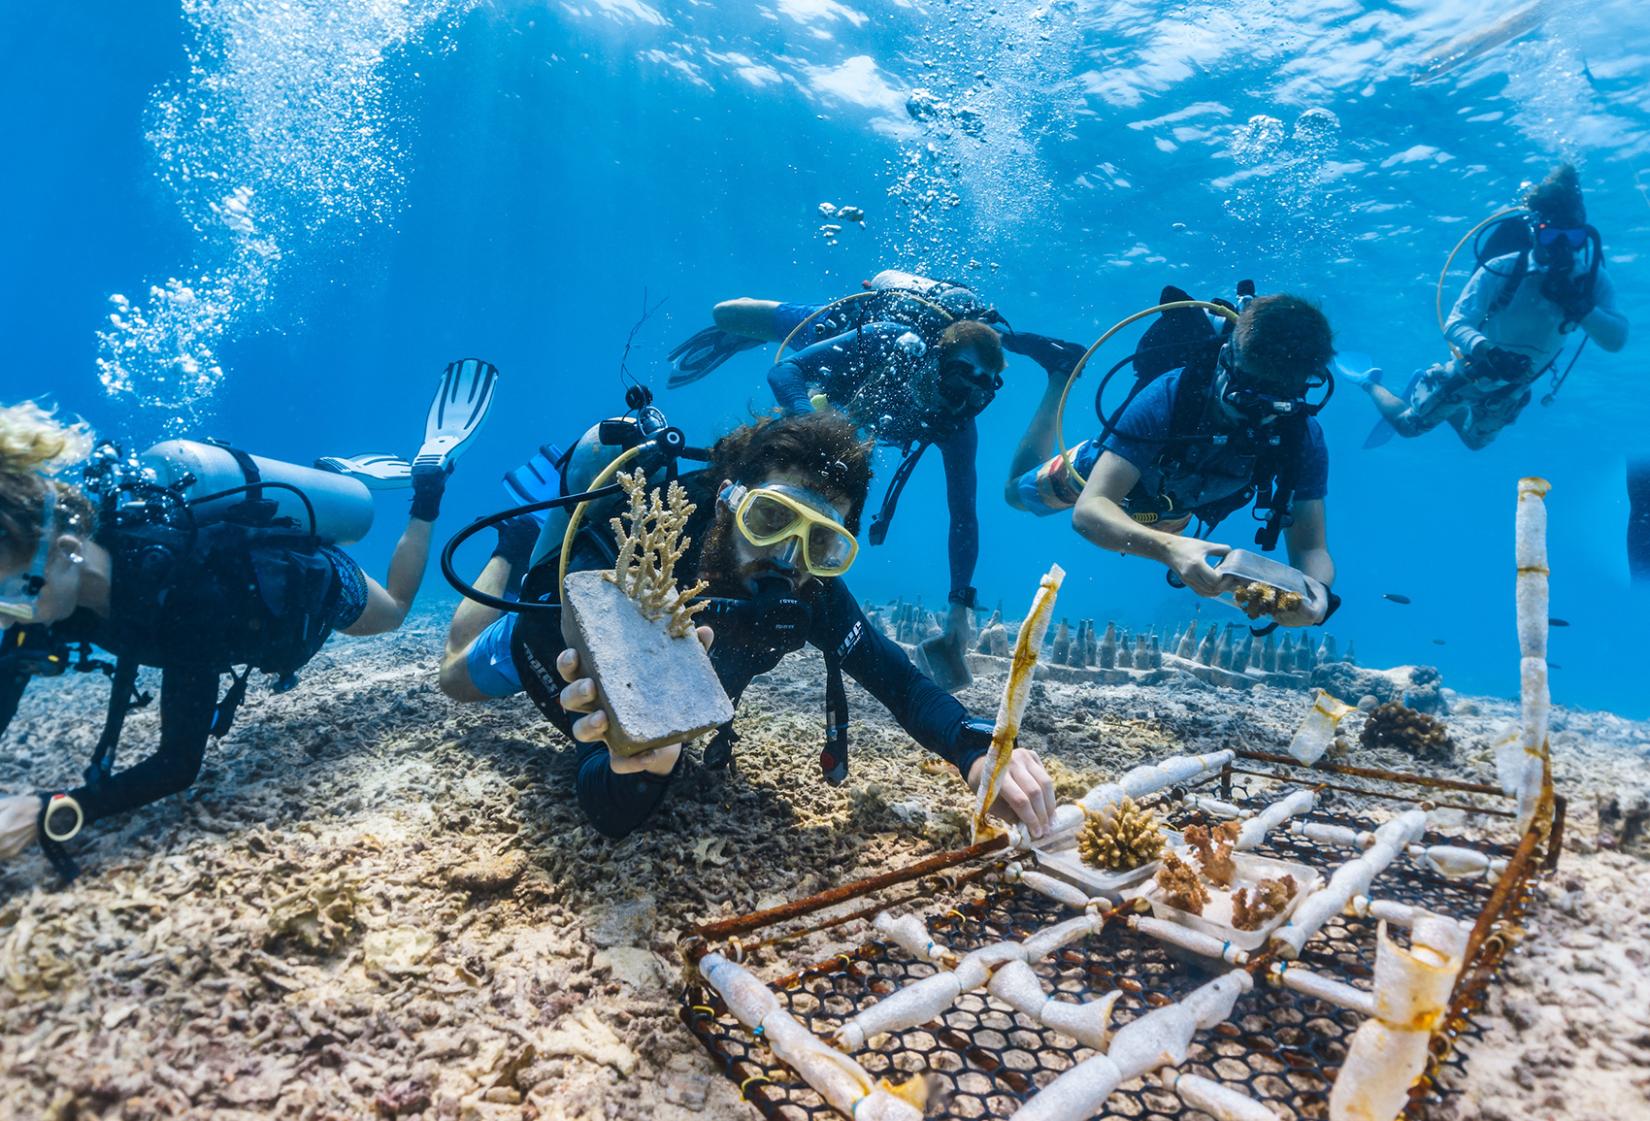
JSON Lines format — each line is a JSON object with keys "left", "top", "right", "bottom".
{"left": 1077, "top": 796, "right": 1164, "bottom": 872}
{"left": 607, "top": 468, "right": 708, "bottom": 638}
{"left": 1183, "top": 821, "right": 1241, "bottom": 887}
{"left": 1154, "top": 850, "right": 1209, "bottom": 915}
{"left": 1232, "top": 875, "right": 1298, "bottom": 931}
{"left": 1233, "top": 582, "right": 1303, "bottom": 621}
{"left": 1360, "top": 701, "right": 1452, "bottom": 761}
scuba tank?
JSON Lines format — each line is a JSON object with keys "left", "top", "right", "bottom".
{"left": 867, "top": 269, "right": 993, "bottom": 322}
{"left": 526, "top": 406, "right": 677, "bottom": 570}
{"left": 142, "top": 439, "right": 374, "bottom": 545}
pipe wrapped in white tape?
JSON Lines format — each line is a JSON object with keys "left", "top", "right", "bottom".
{"left": 873, "top": 911, "right": 951, "bottom": 964}
{"left": 1163, "top": 1070, "right": 1284, "bottom": 1121}
{"left": 1237, "top": 789, "right": 1316, "bottom": 850}
{"left": 987, "top": 959, "right": 1119, "bottom": 1049}
{"left": 1269, "top": 962, "right": 1375, "bottom": 1016}
{"left": 1134, "top": 915, "right": 1249, "bottom": 965}
{"left": 1272, "top": 810, "right": 1427, "bottom": 957}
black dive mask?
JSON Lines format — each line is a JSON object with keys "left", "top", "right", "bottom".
{"left": 936, "top": 359, "right": 1003, "bottom": 415}
{"left": 1216, "top": 344, "right": 1333, "bottom": 424}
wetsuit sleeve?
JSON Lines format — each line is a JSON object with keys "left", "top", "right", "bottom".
{"left": 821, "top": 582, "right": 991, "bottom": 778}
{"left": 61, "top": 665, "right": 219, "bottom": 827}
{"left": 938, "top": 419, "right": 980, "bottom": 599}
{"left": 1583, "top": 268, "right": 1628, "bottom": 352}
{"left": 1444, "top": 261, "right": 1504, "bottom": 357}
{"left": 767, "top": 324, "right": 908, "bottom": 414}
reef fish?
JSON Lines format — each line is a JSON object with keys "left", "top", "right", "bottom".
{"left": 1382, "top": 593, "right": 1413, "bottom": 605}
{"left": 1549, "top": 617, "right": 1570, "bottom": 627}
{"left": 1432, "top": 639, "right": 1447, "bottom": 646}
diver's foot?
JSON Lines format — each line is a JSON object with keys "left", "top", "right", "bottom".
{"left": 919, "top": 628, "right": 974, "bottom": 693}
{"left": 1341, "top": 365, "right": 1384, "bottom": 390}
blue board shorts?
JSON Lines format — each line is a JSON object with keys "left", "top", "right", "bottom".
{"left": 466, "top": 613, "right": 525, "bottom": 698}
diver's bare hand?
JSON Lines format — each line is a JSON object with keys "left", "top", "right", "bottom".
{"left": 967, "top": 748, "right": 1056, "bottom": 840}
{"left": 0, "top": 794, "right": 40, "bottom": 861}
{"left": 1168, "top": 538, "right": 1232, "bottom": 597}
{"left": 556, "top": 627, "right": 715, "bottom": 777}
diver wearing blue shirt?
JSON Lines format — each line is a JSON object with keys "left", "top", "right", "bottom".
{"left": 1004, "top": 294, "right": 1337, "bottom": 626}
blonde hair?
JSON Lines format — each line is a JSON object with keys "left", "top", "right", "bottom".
{"left": 0, "top": 401, "right": 97, "bottom": 567}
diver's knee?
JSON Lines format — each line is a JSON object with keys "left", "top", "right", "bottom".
{"left": 438, "top": 651, "right": 480, "bottom": 702}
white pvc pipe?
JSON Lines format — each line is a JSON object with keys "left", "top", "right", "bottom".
{"left": 1271, "top": 810, "right": 1427, "bottom": 958}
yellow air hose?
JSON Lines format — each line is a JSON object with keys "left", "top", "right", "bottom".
{"left": 773, "top": 289, "right": 958, "bottom": 365}
{"left": 557, "top": 443, "right": 648, "bottom": 604}
{"left": 1053, "top": 300, "right": 1241, "bottom": 491}
{"left": 1435, "top": 207, "right": 1525, "bottom": 359}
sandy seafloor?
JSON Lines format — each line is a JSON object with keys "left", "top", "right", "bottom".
{"left": 1, "top": 603, "right": 1646, "bottom": 1121}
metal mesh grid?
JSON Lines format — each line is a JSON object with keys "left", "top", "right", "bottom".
{"left": 681, "top": 799, "right": 1529, "bottom": 1121}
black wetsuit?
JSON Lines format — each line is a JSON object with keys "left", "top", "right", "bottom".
{"left": 0, "top": 530, "right": 366, "bottom": 840}
{"left": 510, "top": 472, "right": 991, "bottom": 839}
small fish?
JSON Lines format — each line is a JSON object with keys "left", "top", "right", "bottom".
{"left": 1549, "top": 617, "right": 1570, "bottom": 627}
{"left": 1550, "top": 663, "right": 1563, "bottom": 670}
{"left": 1382, "top": 593, "right": 1412, "bottom": 605}
{"left": 1432, "top": 639, "right": 1447, "bottom": 646}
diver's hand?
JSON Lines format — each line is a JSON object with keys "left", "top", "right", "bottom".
{"left": 1473, "top": 347, "right": 1531, "bottom": 384}
{"left": 967, "top": 749, "right": 1056, "bottom": 840}
{"left": 556, "top": 626, "right": 715, "bottom": 777}
{"left": 1272, "top": 577, "right": 1333, "bottom": 628}
{"left": 0, "top": 794, "right": 39, "bottom": 861}
{"left": 1168, "top": 538, "right": 1232, "bottom": 597}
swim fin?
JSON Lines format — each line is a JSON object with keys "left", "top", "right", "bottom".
{"left": 501, "top": 443, "right": 567, "bottom": 525}
{"left": 1135, "top": 284, "right": 1221, "bottom": 379}
{"left": 1362, "top": 418, "right": 1398, "bottom": 449}
{"left": 414, "top": 358, "right": 499, "bottom": 476}
{"left": 667, "top": 326, "right": 765, "bottom": 388}
{"left": 315, "top": 453, "right": 413, "bottom": 489}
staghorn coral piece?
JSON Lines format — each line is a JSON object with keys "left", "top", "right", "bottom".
{"left": 1232, "top": 581, "right": 1304, "bottom": 621}
{"left": 1154, "top": 850, "right": 1209, "bottom": 915}
{"left": 1183, "top": 821, "right": 1241, "bottom": 887}
{"left": 1231, "top": 874, "right": 1298, "bottom": 931}
{"left": 1077, "top": 796, "right": 1164, "bottom": 872}
{"left": 1360, "top": 701, "right": 1452, "bottom": 761}
{"left": 606, "top": 468, "right": 708, "bottom": 638}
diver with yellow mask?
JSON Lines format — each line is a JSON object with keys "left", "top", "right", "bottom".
{"left": 437, "top": 401, "right": 1057, "bottom": 842}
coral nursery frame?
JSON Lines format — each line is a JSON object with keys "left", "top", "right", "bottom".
{"left": 678, "top": 751, "right": 1561, "bottom": 1121}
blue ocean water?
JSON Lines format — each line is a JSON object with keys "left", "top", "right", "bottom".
{"left": 2, "top": 1, "right": 1644, "bottom": 714}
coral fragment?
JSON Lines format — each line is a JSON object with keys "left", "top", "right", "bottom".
{"left": 1183, "top": 821, "right": 1241, "bottom": 887}
{"left": 606, "top": 469, "right": 708, "bottom": 638}
{"left": 1077, "top": 796, "right": 1164, "bottom": 872}
{"left": 1154, "top": 850, "right": 1209, "bottom": 915}
{"left": 1231, "top": 875, "right": 1298, "bottom": 931}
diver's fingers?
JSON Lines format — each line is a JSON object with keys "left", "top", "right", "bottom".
{"left": 1019, "top": 749, "right": 1057, "bottom": 833}
{"left": 571, "top": 709, "right": 609, "bottom": 743}
{"left": 559, "top": 676, "right": 600, "bottom": 714}
{"left": 556, "top": 647, "right": 581, "bottom": 681}
{"left": 996, "top": 772, "right": 1039, "bottom": 835}
{"left": 697, "top": 625, "right": 715, "bottom": 652}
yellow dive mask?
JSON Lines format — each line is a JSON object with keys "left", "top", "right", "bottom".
{"left": 727, "top": 484, "right": 859, "bottom": 577}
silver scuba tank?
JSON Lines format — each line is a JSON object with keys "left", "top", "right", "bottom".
{"left": 526, "top": 415, "right": 670, "bottom": 570}
{"left": 868, "top": 269, "right": 991, "bottom": 321}
{"left": 142, "top": 439, "right": 375, "bottom": 545}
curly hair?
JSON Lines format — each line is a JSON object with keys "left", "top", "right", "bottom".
{"left": 0, "top": 401, "right": 97, "bottom": 568}
{"left": 1526, "top": 163, "right": 1586, "bottom": 226}
{"left": 707, "top": 411, "right": 875, "bottom": 532}
{"left": 1233, "top": 294, "right": 1335, "bottom": 393}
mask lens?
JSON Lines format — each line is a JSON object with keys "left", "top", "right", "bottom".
{"left": 742, "top": 493, "right": 800, "bottom": 539}
{"left": 1538, "top": 225, "right": 1587, "bottom": 249}
{"left": 805, "top": 522, "right": 855, "bottom": 572}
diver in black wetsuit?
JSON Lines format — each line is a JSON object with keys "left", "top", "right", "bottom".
{"left": 669, "top": 271, "right": 1084, "bottom": 693}
{"left": 440, "top": 410, "right": 1056, "bottom": 841}
{"left": 1630, "top": 459, "right": 1650, "bottom": 584}
{"left": 0, "top": 368, "right": 493, "bottom": 878}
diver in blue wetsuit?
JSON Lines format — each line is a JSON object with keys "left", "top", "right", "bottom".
{"left": 671, "top": 271, "right": 1083, "bottom": 692}
{"left": 439, "top": 411, "right": 1056, "bottom": 841}
{"left": 1005, "top": 292, "right": 1338, "bottom": 626}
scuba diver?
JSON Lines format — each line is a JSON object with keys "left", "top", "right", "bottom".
{"left": 1350, "top": 164, "right": 1628, "bottom": 450}
{"left": 0, "top": 359, "right": 498, "bottom": 879}
{"left": 668, "top": 269, "right": 1083, "bottom": 692}
{"left": 438, "top": 404, "right": 1056, "bottom": 842}
{"left": 1004, "top": 288, "right": 1338, "bottom": 626}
